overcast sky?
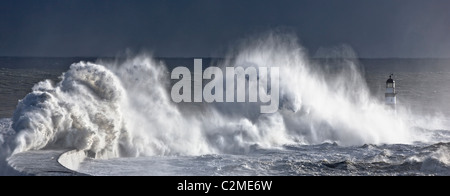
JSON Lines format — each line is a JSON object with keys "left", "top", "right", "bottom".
{"left": 1, "top": 0, "right": 449, "bottom": 58}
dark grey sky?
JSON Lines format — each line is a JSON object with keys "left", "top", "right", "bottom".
{"left": 1, "top": 0, "right": 449, "bottom": 58}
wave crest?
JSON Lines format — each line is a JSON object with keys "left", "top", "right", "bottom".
{"left": 12, "top": 62, "right": 127, "bottom": 158}
{"left": 9, "top": 33, "right": 448, "bottom": 158}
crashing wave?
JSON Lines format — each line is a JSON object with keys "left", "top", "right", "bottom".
{"left": 9, "top": 33, "right": 445, "bottom": 159}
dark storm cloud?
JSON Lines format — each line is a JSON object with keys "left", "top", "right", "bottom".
{"left": 0, "top": 0, "right": 449, "bottom": 57}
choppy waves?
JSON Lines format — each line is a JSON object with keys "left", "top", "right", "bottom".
{"left": 5, "top": 33, "right": 450, "bottom": 165}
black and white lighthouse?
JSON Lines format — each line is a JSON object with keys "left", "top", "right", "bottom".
{"left": 385, "top": 74, "right": 397, "bottom": 109}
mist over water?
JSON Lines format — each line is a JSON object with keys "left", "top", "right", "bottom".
{"left": 1, "top": 33, "right": 450, "bottom": 175}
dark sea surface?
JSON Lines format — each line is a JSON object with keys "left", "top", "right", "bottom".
{"left": 1, "top": 57, "right": 450, "bottom": 175}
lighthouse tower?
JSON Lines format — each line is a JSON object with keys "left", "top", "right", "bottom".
{"left": 385, "top": 74, "right": 397, "bottom": 109}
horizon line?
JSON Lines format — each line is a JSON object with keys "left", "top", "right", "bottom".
{"left": 1, "top": 56, "right": 450, "bottom": 60}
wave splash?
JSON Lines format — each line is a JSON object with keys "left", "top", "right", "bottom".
{"left": 8, "top": 33, "right": 446, "bottom": 158}
{"left": 11, "top": 63, "right": 127, "bottom": 158}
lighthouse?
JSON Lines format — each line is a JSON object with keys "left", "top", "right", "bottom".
{"left": 385, "top": 74, "right": 397, "bottom": 109}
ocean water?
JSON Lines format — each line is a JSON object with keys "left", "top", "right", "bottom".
{"left": 1, "top": 36, "right": 450, "bottom": 175}
{"left": 77, "top": 141, "right": 450, "bottom": 176}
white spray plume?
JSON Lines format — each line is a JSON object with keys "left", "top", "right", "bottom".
{"left": 9, "top": 33, "right": 443, "bottom": 158}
